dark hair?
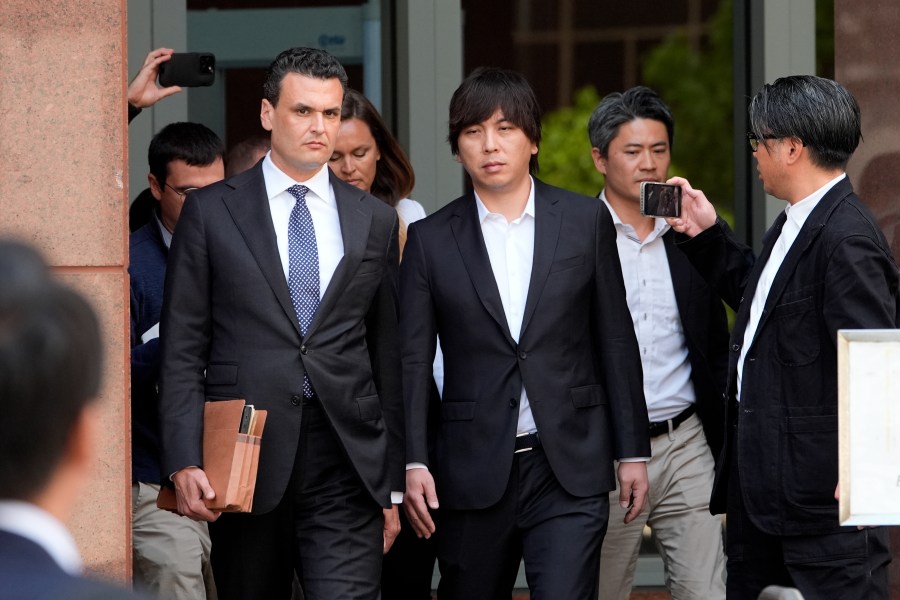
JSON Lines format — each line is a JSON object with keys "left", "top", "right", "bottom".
{"left": 0, "top": 240, "right": 103, "bottom": 500}
{"left": 340, "top": 89, "right": 415, "bottom": 206}
{"left": 587, "top": 86, "right": 675, "bottom": 155}
{"left": 225, "top": 133, "right": 271, "bottom": 178}
{"left": 749, "top": 75, "right": 861, "bottom": 170}
{"left": 148, "top": 122, "right": 225, "bottom": 188}
{"left": 263, "top": 47, "right": 348, "bottom": 107}
{"left": 448, "top": 67, "right": 542, "bottom": 173}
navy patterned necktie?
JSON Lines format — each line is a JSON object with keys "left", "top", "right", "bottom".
{"left": 287, "top": 184, "right": 319, "bottom": 397}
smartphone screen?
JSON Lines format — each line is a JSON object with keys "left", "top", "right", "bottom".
{"left": 640, "top": 182, "right": 682, "bottom": 218}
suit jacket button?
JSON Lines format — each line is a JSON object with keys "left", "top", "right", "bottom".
{"left": 300, "top": 345, "right": 308, "bottom": 355}
{"left": 509, "top": 398, "right": 518, "bottom": 408}
{"left": 291, "top": 394, "right": 302, "bottom": 406}
{"left": 731, "top": 343, "right": 740, "bottom": 352}
{"left": 518, "top": 351, "right": 527, "bottom": 360}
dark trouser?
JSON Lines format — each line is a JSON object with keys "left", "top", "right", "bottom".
{"left": 381, "top": 506, "right": 437, "bottom": 600}
{"left": 209, "top": 400, "right": 383, "bottom": 600}
{"left": 436, "top": 446, "right": 608, "bottom": 600}
{"left": 725, "top": 441, "right": 891, "bottom": 600}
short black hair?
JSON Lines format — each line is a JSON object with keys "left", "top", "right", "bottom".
{"left": 749, "top": 75, "right": 861, "bottom": 170}
{"left": 0, "top": 240, "right": 103, "bottom": 500}
{"left": 263, "top": 47, "right": 348, "bottom": 107}
{"left": 148, "top": 122, "right": 225, "bottom": 188}
{"left": 448, "top": 67, "right": 542, "bottom": 174}
{"left": 587, "top": 86, "right": 675, "bottom": 156}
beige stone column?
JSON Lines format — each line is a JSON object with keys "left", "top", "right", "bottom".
{"left": 836, "top": 3, "right": 900, "bottom": 597}
{"left": 0, "top": 0, "right": 131, "bottom": 583}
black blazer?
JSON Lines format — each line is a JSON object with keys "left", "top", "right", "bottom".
{"left": 401, "top": 179, "right": 650, "bottom": 510}
{"left": 662, "top": 230, "right": 729, "bottom": 462}
{"left": 159, "top": 164, "right": 403, "bottom": 513}
{"left": 678, "top": 177, "right": 900, "bottom": 535}
{"left": 0, "top": 530, "right": 141, "bottom": 600}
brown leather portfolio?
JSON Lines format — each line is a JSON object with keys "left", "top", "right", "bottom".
{"left": 157, "top": 399, "right": 266, "bottom": 514}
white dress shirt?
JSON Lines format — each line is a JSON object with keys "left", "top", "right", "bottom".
{"left": 262, "top": 154, "right": 344, "bottom": 294}
{"left": 475, "top": 180, "right": 538, "bottom": 435}
{"left": 600, "top": 193, "right": 696, "bottom": 422}
{"left": 737, "top": 173, "right": 846, "bottom": 400}
{"left": 0, "top": 500, "right": 82, "bottom": 575}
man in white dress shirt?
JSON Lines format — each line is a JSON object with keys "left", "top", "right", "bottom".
{"left": 0, "top": 240, "right": 140, "bottom": 600}
{"left": 589, "top": 86, "right": 728, "bottom": 600}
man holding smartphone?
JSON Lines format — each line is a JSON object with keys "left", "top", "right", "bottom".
{"left": 588, "top": 86, "right": 728, "bottom": 599}
{"left": 668, "top": 75, "right": 896, "bottom": 599}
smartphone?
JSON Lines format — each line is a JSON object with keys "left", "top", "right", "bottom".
{"left": 158, "top": 52, "right": 216, "bottom": 87}
{"left": 640, "top": 182, "right": 682, "bottom": 218}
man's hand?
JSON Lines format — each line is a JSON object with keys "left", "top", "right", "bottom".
{"left": 127, "top": 48, "right": 182, "bottom": 109}
{"left": 665, "top": 176, "right": 718, "bottom": 238}
{"left": 403, "top": 468, "right": 439, "bottom": 539}
{"left": 383, "top": 506, "right": 401, "bottom": 554}
{"left": 172, "top": 466, "right": 220, "bottom": 522}
{"left": 616, "top": 462, "right": 649, "bottom": 524}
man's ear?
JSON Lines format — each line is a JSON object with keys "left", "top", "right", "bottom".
{"left": 591, "top": 147, "right": 608, "bottom": 175}
{"left": 260, "top": 99, "right": 274, "bottom": 132}
{"left": 148, "top": 174, "right": 163, "bottom": 202}
{"left": 784, "top": 137, "right": 805, "bottom": 165}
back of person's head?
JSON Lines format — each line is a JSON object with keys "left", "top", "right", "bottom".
{"left": 749, "top": 75, "right": 861, "bottom": 170}
{"left": 0, "top": 240, "right": 103, "bottom": 501}
{"left": 588, "top": 86, "right": 675, "bottom": 156}
{"left": 448, "top": 67, "right": 543, "bottom": 173}
{"left": 225, "top": 133, "right": 271, "bottom": 178}
{"left": 148, "top": 122, "right": 225, "bottom": 188}
{"left": 263, "top": 47, "right": 348, "bottom": 107}
{"left": 341, "top": 88, "right": 415, "bottom": 205}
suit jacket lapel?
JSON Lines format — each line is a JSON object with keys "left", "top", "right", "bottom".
{"left": 221, "top": 165, "right": 302, "bottom": 336}
{"left": 521, "top": 184, "right": 561, "bottom": 336}
{"left": 305, "top": 173, "right": 372, "bottom": 340}
{"left": 754, "top": 179, "right": 848, "bottom": 334}
{"left": 450, "top": 194, "right": 516, "bottom": 346}
{"left": 732, "top": 210, "right": 787, "bottom": 342}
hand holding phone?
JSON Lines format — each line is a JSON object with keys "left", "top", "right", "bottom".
{"left": 640, "top": 182, "right": 682, "bottom": 218}
{"left": 158, "top": 53, "right": 216, "bottom": 88}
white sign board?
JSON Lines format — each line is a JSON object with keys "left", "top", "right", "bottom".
{"left": 838, "top": 329, "right": 900, "bottom": 525}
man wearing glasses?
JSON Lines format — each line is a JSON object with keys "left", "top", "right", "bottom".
{"left": 130, "top": 122, "right": 224, "bottom": 599}
{"left": 668, "top": 75, "right": 898, "bottom": 599}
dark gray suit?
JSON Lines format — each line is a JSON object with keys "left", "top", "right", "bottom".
{"left": 159, "top": 163, "right": 402, "bottom": 599}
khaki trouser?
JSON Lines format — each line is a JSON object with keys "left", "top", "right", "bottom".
{"left": 599, "top": 413, "right": 726, "bottom": 600}
{"left": 132, "top": 482, "right": 217, "bottom": 600}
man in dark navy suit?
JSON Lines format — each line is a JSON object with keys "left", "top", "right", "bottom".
{"left": 0, "top": 240, "right": 140, "bottom": 600}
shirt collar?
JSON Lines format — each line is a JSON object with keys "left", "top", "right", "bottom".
{"left": 474, "top": 176, "right": 536, "bottom": 224}
{"left": 153, "top": 210, "right": 173, "bottom": 249}
{"left": 784, "top": 172, "right": 846, "bottom": 229}
{"left": 262, "top": 152, "right": 333, "bottom": 206}
{"left": 0, "top": 500, "right": 82, "bottom": 575}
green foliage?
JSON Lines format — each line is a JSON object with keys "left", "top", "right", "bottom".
{"left": 642, "top": 0, "right": 734, "bottom": 222}
{"left": 537, "top": 86, "right": 603, "bottom": 197}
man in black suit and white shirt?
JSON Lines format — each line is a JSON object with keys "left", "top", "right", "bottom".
{"left": 401, "top": 67, "right": 650, "bottom": 600}
{"left": 589, "top": 86, "right": 728, "bottom": 600}
{"left": 0, "top": 240, "right": 141, "bottom": 600}
{"left": 669, "top": 75, "right": 898, "bottom": 600}
{"left": 159, "top": 47, "right": 402, "bottom": 600}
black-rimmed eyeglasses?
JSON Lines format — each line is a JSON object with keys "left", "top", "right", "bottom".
{"left": 746, "top": 132, "right": 779, "bottom": 152}
{"left": 165, "top": 183, "right": 199, "bottom": 199}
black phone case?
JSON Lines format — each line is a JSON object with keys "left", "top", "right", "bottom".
{"left": 158, "top": 53, "right": 216, "bottom": 87}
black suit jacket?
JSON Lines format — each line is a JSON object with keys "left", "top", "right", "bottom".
{"left": 0, "top": 530, "right": 141, "bottom": 600}
{"left": 678, "top": 177, "right": 900, "bottom": 535}
{"left": 401, "top": 179, "right": 650, "bottom": 510}
{"left": 662, "top": 230, "right": 729, "bottom": 461}
{"left": 159, "top": 164, "right": 403, "bottom": 513}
